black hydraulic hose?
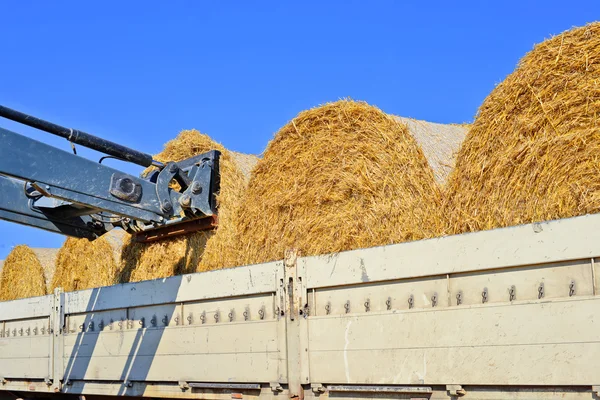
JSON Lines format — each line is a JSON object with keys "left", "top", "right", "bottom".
{"left": 0, "top": 105, "right": 163, "bottom": 168}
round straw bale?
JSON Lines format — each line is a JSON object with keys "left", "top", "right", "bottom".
{"left": 0, "top": 246, "right": 57, "bottom": 301}
{"left": 223, "top": 100, "right": 443, "bottom": 267}
{"left": 51, "top": 229, "right": 125, "bottom": 292}
{"left": 119, "top": 232, "right": 212, "bottom": 282}
{"left": 119, "top": 130, "right": 256, "bottom": 280}
{"left": 444, "top": 23, "right": 600, "bottom": 234}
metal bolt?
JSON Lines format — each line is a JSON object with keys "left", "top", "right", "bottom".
{"left": 386, "top": 297, "right": 392, "bottom": 310}
{"left": 408, "top": 294, "right": 414, "bottom": 309}
{"left": 538, "top": 282, "right": 545, "bottom": 299}
{"left": 482, "top": 287, "right": 488, "bottom": 303}
{"left": 325, "top": 302, "right": 331, "bottom": 315}
{"left": 364, "top": 299, "right": 371, "bottom": 312}
{"left": 169, "top": 163, "right": 179, "bottom": 173}
{"left": 179, "top": 195, "right": 191, "bottom": 207}
{"left": 191, "top": 181, "right": 202, "bottom": 194}
{"left": 344, "top": 301, "right": 351, "bottom": 313}
{"left": 569, "top": 280, "right": 576, "bottom": 297}
{"left": 161, "top": 201, "right": 173, "bottom": 213}
{"left": 431, "top": 293, "right": 438, "bottom": 307}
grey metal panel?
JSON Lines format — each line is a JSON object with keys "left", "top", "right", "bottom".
{"left": 307, "top": 297, "right": 600, "bottom": 385}
{"left": 304, "top": 213, "right": 600, "bottom": 288}
{"left": 62, "top": 322, "right": 280, "bottom": 382}
{"left": 0, "top": 295, "right": 52, "bottom": 321}
{"left": 0, "top": 336, "right": 51, "bottom": 379}
{"left": 64, "top": 261, "right": 281, "bottom": 314}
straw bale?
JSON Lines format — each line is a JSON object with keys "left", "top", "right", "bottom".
{"left": 222, "top": 100, "right": 443, "bottom": 267}
{"left": 51, "top": 229, "right": 125, "bottom": 292}
{"left": 0, "top": 246, "right": 57, "bottom": 301}
{"left": 119, "top": 232, "right": 212, "bottom": 282}
{"left": 444, "top": 23, "right": 600, "bottom": 234}
{"left": 119, "top": 130, "right": 256, "bottom": 279}
{"left": 394, "top": 117, "right": 468, "bottom": 185}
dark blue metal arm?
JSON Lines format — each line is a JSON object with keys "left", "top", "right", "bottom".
{"left": 0, "top": 176, "right": 102, "bottom": 239}
{"left": 0, "top": 126, "right": 220, "bottom": 240}
{"left": 0, "top": 127, "right": 168, "bottom": 222}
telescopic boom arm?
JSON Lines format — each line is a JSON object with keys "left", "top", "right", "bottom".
{"left": 0, "top": 106, "right": 220, "bottom": 242}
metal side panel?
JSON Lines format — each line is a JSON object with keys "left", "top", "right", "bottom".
{"left": 304, "top": 213, "right": 600, "bottom": 288}
{"left": 62, "top": 321, "right": 280, "bottom": 383}
{"left": 0, "top": 335, "right": 51, "bottom": 379}
{"left": 64, "top": 260, "right": 281, "bottom": 314}
{"left": 0, "top": 295, "right": 54, "bottom": 381}
{"left": 0, "top": 295, "right": 53, "bottom": 321}
{"left": 59, "top": 262, "right": 286, "bottom": 387}
{"left": 307, "top": 297, "right": 600, "bottom": 386}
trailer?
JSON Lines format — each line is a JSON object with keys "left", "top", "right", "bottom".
{"left": 1, "top": 213, "right": 599, "bottom": 400}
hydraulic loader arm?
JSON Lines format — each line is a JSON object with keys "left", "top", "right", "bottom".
{"left": 0, "top": 106, "right": 220, "bottom": 242}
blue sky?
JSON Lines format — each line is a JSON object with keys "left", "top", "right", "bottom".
{"left": 0, "top": 1, "right": 598, "bottom": 258}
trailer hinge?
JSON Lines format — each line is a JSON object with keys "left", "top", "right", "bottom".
{"left": 447, "top": 384, "right": 466, "bottom": 396}
{"left": 311, "top": 384, "right": 326, "bottom": 394}
{"left": 0, "top": 377, "right": 6, "bottom": 385}
{"left": 45, "top": 377, "right": 53, "bottom": 387}
{"left": 270, "top": 382, "right": 283, "bottom": 392}
{"left": 179, "top": 380, "right": 190, "bottom": 391}
{"left": 592, "top": 385, "right": 600, "bottom": 396}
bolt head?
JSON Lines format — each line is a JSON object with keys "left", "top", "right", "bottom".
{"left": 191, "top": 182, "right": 202, "bottom": 194}
{"left": 169, "top": 163, "right": 179, "bottom": 173}
{"left": 161, "top": 201, "right": 173, "bottom": 213}
{"left": 179, "top": 195, "right": 191, "bottom": 207}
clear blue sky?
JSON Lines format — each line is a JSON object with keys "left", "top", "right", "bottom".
{"left": 0, "top": 1, "right": 597, "bottom": 258}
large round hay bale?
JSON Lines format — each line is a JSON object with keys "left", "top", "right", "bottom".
{"left": 0, "top": 246, "right": 58, "bottom": 301}
{"left": 119, "top": 231, "right": 212, "bottom": 282}
{"left": 221, "top": 100, "right": 443, "bottom": 267}
{"left": 119, "top": 130, "right": 258, "bottom": 281}
{"left": 51, "top": 229, "right": 125, "bottom": 292}
{"left": 444, "top": 23, "right": 600, "bottom": 234}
